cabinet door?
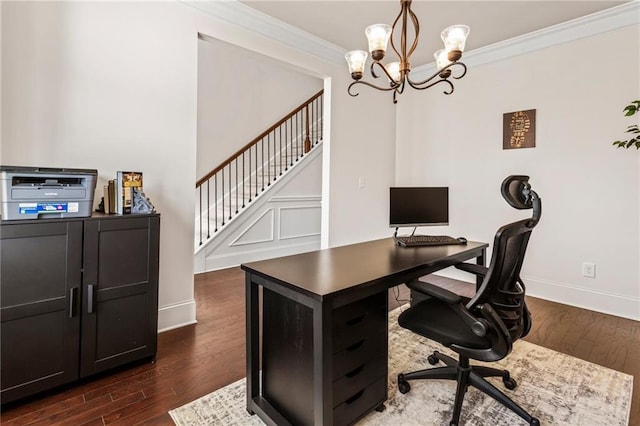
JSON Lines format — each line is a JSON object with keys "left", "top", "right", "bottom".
{"left": 80, "top": 215, "right": 159, "bottom": 377}
{"left": 0, "top": 221, "right": 82, "bottom": 404}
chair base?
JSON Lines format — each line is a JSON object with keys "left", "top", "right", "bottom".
{"left": 397, "top": 351, "right": 540, "bottom": 426}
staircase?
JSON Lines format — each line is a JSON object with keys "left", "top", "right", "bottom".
{"left": 195, "top": 90, "right": 324, "bottom": 249}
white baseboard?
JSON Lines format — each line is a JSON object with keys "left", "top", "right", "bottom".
{"left": 157, "top": 300, "right": 197, "bottom": 333}
{"left": 525, "top": 277, "right": 640, "bottom": 321}
{"left": 421, "top": 269, "right": 639, "bottom": 321}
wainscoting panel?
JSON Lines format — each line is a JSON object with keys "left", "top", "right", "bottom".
{"left": 232, "top": 209, "right": 275, "bottom": 246}
{"left": 279, "top": 205, "right": 321, "bottom": 240}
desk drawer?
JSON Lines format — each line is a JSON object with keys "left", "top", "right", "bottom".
{"left": 333, "top": 331, "right": 387, "bottom": 380}
{"left": 332, "top": 293, "right": 387, "bottom": 353}
{"left": 333, "top": 377, "right": 386, "bottom": 426}
{"left": 333, "top": 355, "right": 386, "bottom": 406}
{"left": 333, "top": 291, "right": 386, "bottom": 327}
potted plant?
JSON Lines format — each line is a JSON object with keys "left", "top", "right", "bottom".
{"left": 613, "top": 100, "right": 640, "bottom": 149}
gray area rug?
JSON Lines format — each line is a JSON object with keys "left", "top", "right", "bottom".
{"left": 170, "top": 308, "right": 633, "bottom": 425}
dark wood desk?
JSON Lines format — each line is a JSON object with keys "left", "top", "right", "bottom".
{"left": 242, "top": 238, "right": 488, "bottom": 426}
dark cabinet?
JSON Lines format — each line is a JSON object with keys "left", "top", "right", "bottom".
{"left": 1, "top": 214, "right": 160, "bottom": 404}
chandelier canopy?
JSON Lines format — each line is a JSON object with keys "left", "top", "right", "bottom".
{"left": 345, "top": 0, "right": 470, "bottom": 103}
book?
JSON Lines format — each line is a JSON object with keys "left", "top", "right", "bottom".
{"left": 108, "top": 180, "right": 116, "bottom": 214}
{"left": 116, "top": 171, "right": 143, "bottom": 214}
{"left": 103, "top": 185, "right": 110, "bottom": 214}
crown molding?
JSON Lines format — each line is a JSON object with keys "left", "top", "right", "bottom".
{"left": 179, "top": 0, "right": 346, "bottom": 64}
{"left": 412, "top": 1, "right": 640, "bottom": 80}
{"left": 183, "top": 1, "right": 638, "bottom": 78}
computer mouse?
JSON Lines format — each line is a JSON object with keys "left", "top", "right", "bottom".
{"left": 457, "top": 237, "right": 468, "bottom": 244}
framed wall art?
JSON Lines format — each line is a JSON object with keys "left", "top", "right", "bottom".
{"left": 503, "top": 109, "right": 536, "bottom": 149}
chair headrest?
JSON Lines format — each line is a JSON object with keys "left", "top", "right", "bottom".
{"left": 501, "top": 175, "right": 532, "bottom": 209}
{"left": 501, "top": 175, "right": 541, "bottom": 227}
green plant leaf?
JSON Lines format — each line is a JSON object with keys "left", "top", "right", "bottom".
{"left": 612, "top": 101, "right": 640, "bottom": 149}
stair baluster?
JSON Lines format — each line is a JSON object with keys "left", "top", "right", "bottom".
{"left": 195, "top": 90, "right": 324, "bottom": 246}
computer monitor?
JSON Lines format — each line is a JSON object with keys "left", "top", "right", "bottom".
{"left": 389, "top": 187, "right": 449, "bottom": 227}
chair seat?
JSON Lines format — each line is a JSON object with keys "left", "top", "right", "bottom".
{"left": 398, "top": 298, "right": 491, "bottom": 350}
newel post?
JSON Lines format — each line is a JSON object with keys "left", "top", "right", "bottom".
{"left": 304, "top": 104, "right": 311, "bottom": 153}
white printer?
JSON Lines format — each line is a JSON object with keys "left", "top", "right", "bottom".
{"left": 0, "top": 166, "right": 97, "bottom": 220}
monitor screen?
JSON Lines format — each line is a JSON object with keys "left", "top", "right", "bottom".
{"left": 389, "top": 187, "right": 449, "bottom": 227}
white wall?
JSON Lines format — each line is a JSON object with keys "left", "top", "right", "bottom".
{"left": 1, "top": 1, "right": 398, "bottom": 330}
{"left": 196, "top": 37, "right": 323, "bottom": 180}
{"left": 395, "top": 24, "right": 640, "bottom": 320}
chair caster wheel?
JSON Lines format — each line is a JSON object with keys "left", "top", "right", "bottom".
{"left": 427, "top": 354, "right": 439, "bottom": 365}
{"left": 503, "top": 377, "right": 517, "bottom": 390}
{"left": 530, "top": 418, "right": 540, "bottom": 426}
{"left": 397, "top": 375, "right": 411, "bottom": 394}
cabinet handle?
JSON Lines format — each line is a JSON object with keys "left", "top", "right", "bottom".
{"left": 87, "top": 284, "right": 96, "bottom": 313}
{"left": 69, "top": 287, "right": 78, "bottom": 318}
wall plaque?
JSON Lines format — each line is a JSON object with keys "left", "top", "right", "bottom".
{"left": 503, "top": 109, "right": 536, "bottom": 149}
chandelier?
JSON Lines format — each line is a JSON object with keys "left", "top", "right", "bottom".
{"left": 345, "top": 0, "right": 470, "bottom": 103}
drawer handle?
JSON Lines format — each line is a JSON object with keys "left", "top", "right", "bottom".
{"left": 345, "top": 364, "right": 364, "bottom": 378}
{"left": 87, "top": 284, "right": 96, "bottom": 314}
{"left": 345, "top": 389, "right": 364, "bottom": 405}
{"left": 346, "top": 314, "right": 366, "bottom": 326}
{"left": 346, "top": 339, "right": 365, "bottom": 352}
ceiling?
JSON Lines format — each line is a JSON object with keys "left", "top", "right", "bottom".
{"left": 241, "top": 0, "right": 628, "bottom": 66}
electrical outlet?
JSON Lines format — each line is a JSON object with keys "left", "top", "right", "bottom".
{"left": 582, "top": 262, "right": 596, "bottom": 278}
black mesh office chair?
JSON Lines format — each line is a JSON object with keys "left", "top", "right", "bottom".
{"left": 396, "top": 175, "right": 542, "bottom": 426}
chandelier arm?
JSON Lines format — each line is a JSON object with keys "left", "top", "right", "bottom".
{"left": 405, "top": 5, "right": 420, "bottom": 60}
{"left": 407, "top": 78, "right": 455, "bottom": 95}
{"left": 450, "top": 62, "right": 467, "bottom": 80}
{"left": 389, "top": 2, "right": 405, "bottom": 60}
{"left": 396, "top": 78, "right": 407, "bottom": 95}
{"left": 370, "top": 61, "right": 380, "bottom": 79}
{"left": 407, "top": 62, "right": 467, "bottom": 87}
{"left": 348, "top": 80, "right": 401, "bottom": 98}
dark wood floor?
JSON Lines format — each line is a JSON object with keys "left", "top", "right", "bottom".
{"left": 2, "top": 267, "right": 638, "bottom": 425}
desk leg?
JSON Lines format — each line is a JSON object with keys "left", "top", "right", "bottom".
{"left": 476, "top": 247, "right": 486, "bottom": 288}
{"left": 246, "top": 273, "right": 259, "bottom": 415}
{"left": 313, "top": 302, "right": 333, "bottom": 426}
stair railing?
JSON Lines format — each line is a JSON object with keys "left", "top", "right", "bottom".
{"left": 196, "top": 90, "right": 324, "bottom": 246}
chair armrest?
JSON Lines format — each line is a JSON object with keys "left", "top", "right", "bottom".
{"left": 406, "top": 279, "right": 461, "bottom": 305}
{"left": 454, "top": 263, "right": 488, "bottom": 277}
{"left": 479, "top": 304, "right": 512, "bottom": 344}
{"left": 408, "top": 279, "right": 487, "bottom": 336}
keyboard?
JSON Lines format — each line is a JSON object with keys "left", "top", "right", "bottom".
{"left": 395, "top": 235, "right": 465, "bottom": 247}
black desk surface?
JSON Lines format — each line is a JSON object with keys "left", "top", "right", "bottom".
{"left": 242, "top": 238, "right": 488, "bottom": 300}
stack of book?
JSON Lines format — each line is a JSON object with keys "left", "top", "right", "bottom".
{"left": 103, "top": 171, "right": 152, "bottom": 215}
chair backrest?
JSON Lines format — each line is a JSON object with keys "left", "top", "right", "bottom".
{"left": 466, "top": 176, "right": 541, "bottom": 358}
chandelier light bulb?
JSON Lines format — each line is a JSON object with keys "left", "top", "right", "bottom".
{"left": 365, "top": 24, "right": 392, "bottom": 61}
{"left": 345, "top": 50, "right": 368, "bottom": 80}
{"left": 434, "top": 49, "right": 452, "bottom": 78}
{"left": 387, "top": 62, "right": 401, "bottom": 83}
{"left": 434, "top": 49, "right": 452, "bottom": 69}
{"left": 441, "top": 25, "right": 470, "bottom": 61}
